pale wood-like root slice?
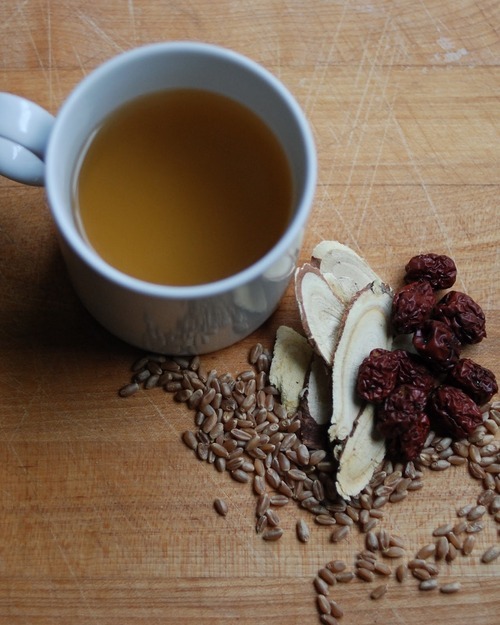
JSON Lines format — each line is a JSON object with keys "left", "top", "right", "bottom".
{"left": 321, "top": 272, "right": 353, "bottom": 304}
{"left": 297, "top": 354, "right": 332, "bottom": 449}
{"left": 328, "top": 280, "right": 393, "bottom": 445}
{"left": 335, "top": 403, "right": 386, "bottom": 499}
{"left": 295, "top": 264, "right": 344, "bottom": 365}
{"left": 306, "top": 354, "right": 332, "bottom": 426}
{"left": 311, "top": 240, "right": 381, "bottom": 303}
{"left": 269, "top": 326, "right": 313, "bottom": 415}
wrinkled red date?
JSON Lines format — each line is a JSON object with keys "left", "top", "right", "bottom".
{"left": 427, "top": 385, "right": 483, "bottom": 439}
{"left": 385, "top": 412, "right": 431, "bottom": 462}
{"left": 404, "top": 253, "right": 457, "bottom": 290}
{"left": 391, "top": 281, "right": 435, "bottom": 334}
{"left": 357, "top": 251, "right": 495, "bottom": 461}
{"left": 393, "top": 349, "right": 436, "bottom": 393}
{"left": 413, "top": 319, "right": 461, "bottom": 370}
{"left": 375, "top": 384, "right": 429, "bottom": 436}
{"left": 357, "top": 348, "right": 400, "bottom": 403}
{"left": 447, "top": 358, "right": 498, "bottom": 406}
{"left": 376, "top": 385, "right": 431, "bottom": 461}
{"left": 432, "top": 290, "right": 486, "bottom": 345}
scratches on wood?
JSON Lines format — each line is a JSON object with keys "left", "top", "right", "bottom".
{"left": 75, "top": 10, "right": 125, "bottom": 53}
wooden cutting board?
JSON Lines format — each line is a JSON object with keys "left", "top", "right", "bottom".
{"left": 0, "top": 1, "right": 498, "bottom": 623}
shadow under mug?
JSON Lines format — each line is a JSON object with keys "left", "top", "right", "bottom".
{"left": 0, "top": 42, "right": 316, "bottom": 355}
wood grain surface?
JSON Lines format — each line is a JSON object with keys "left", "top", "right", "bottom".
{"left": 0, "top": 1, "right": 498, "bottom": 624}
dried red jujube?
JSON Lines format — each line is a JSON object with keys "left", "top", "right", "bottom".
{"left": 385, "top": 412, "right": 431, "bottom": 462}
{"left": 357, "top": 348, "right": 400, "bottom": 403}
{"left": 393, "top": 349, "right": 436, "bottom": 393}
{"left": 447, "top": 358, "right": 498, "bottom": 406}
{"left": 375, "top": 384, "right": 429, "bottom": 437}
{"left": 413, "top": 319, "right": 461, "bottom": 371}
{"left": 391, "top": 281, "right": 435, "bottom": 334}
{"left": 432, "top": 290, "right": 486, "bottom": 345}
{"left": 404, "top": 253, "right": 457, "bottom": 290}
{"left": 427, "top": 385, "right": 483, "bottom": 439}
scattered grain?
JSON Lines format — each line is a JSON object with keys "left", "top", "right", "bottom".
{"left": 320, "top": 615, "right": 339, "bottom": 625}
{"left": 256, "top": 493, "right": 270, "bottom": 517}
{"left": 370, "top": 584, "right": 387, "bottom": 600}
{"left": 373, "top": 561, "right": 392, "bottom": 576}
{"left": 377, "top": 529, "right": 391, "bottom": 551}
{"left": 481, "top": 545, "right": 500, "bottom": 563}
{"left": 181, "top": 430, "right": 198, "bottom": 450}
{"left": 433, "top": 523, "right": 453, "bottom": 537}
{"left": 318, "top": 567, "right": 337, "bottom": 586}
{"left": 408, "top": 558, "right": 426, "bottom": 570}
{"left": 314, "top": 576, "right": 330, "bottom": 595}
{"left": 262, "top": 527, "right": 283, "bottom": 542}
{"left": 331, "top": 525, "right": 350, "bottom": 543}
{"left": 419, "top": 579, "right": 438, "bottom": 591}
{"left": 477, "top": 489, "right": 495, "bottom": 507}
{"left": 448, "top": 455, "right": 467, "bottom": 466}
{"left": 372, "top": 495, "right": 389, "bottom": 509}
{"left": 467, "top": 505, "right": 486, "bottom": 521}
{"left": 389, "top": 491, "right": 408, "bottom": 504}
{"left": 326, "top": 560, "right": 346, "bottom": 574}
{"left": 231, "top": 469, "right": 250, "bottom": 484}
{"left": 329, "top": 600, "right": 344, "bottom": 619}
{"left": 469, "top": 462, "right": 486, "bottom": 480}
{"left": 317, "top": 594, "right": 331, "bottom": 615}
{"left": 447, "top": 532, "right": 461, "bottom": 550}
{"left": 412, "top": 568, "right": 431, "bottom": 581}
{"left": 336, "top": 571, "right": 355, "bottom": 583}
{"left": 356, "top": 559, "right": 376, "bottom": 572}
{"left": 296, "top": 519, "right": 310, "bottom": 544}
{"left": 462, "top": 535, "right": 475, "bottom": 556}
{"left": 468, "top": 444, "right": 482, "bottom": 464}
{"left": 457, "top": 503, "right": 474, "bottom": 517}
{"left": 395, "top": 564, "right": 408, "bottom": 583}
{"left": 213, "top": 498, "right": 228, "bottom": 517}
{"left": 120, "top": 353, "right": 500, "bottom": 625}
{"left": 360, "top": 518, "right": 378, "bottom": 533}
{"left": 407, "top": 479, "right": 424, "bottom": 491}
{"left": 382, "top": 546, "right": 405, "bottom": 559}
{"left": 270, "top": 494, "right": 290, "bottom": 507}
{"left": 465, "top": 521, "right": 484, "bottom": 533}
{"left": 255, "top": 515, "right": 267, "bottom": 534}
{"left": 490, "top": 495, "right": 500, "bottom": 513}
{"left": 424, "top": 562, "right": 440, "bottom": 576}
{"left": 430, "top": 459, "right": 451, "bottom": 471}
{"left": 440, "top": 581, "right": 461, "bottom": 594}
{"left": 266, "top": 508, "right": 281, "bottom": 527}
{"left": 359, "top": 550, "right": 377, "bottom": 562}
{"left": 334, "top": 512, "right": 353, "bottom": 526}
{"left": 446, "top": 543, "right": 458, "bottom": 562}
{"left": 435, "top": 536, "right": 449, "bottom": 560}
{"left": 417, "top": 543, "right": 436, "bottom": 560}
{"left": 366, "top": 531, "right": 379, "bottom": 552}
{"left": 356, "top": 568, "right": 375, "bottom": 583}
{"left": 118, "top": 382, "right": 140, "bottom": 397}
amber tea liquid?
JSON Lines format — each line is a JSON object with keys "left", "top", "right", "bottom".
{"left": 74, "top": 89, "right": 293, "bottom": 286}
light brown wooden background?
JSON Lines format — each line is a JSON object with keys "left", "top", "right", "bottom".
{"left": 0, "top": 1, "right": 498, "bottom": 623}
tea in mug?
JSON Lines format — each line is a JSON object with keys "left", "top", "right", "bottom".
{"left": 73, "top": 89, "right": 293, "bottom": 286}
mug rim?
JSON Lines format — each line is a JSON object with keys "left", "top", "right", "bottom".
{"left": 46, "top": 41, "right": 317, "bottom": 300}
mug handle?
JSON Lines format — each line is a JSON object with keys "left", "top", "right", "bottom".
{"left": 0, "top": 93, "right": 55, "bottom": 186}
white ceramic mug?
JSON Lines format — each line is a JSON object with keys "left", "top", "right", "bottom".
{"left": 0, "top": 42, "right": 316, "bottom": 355}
